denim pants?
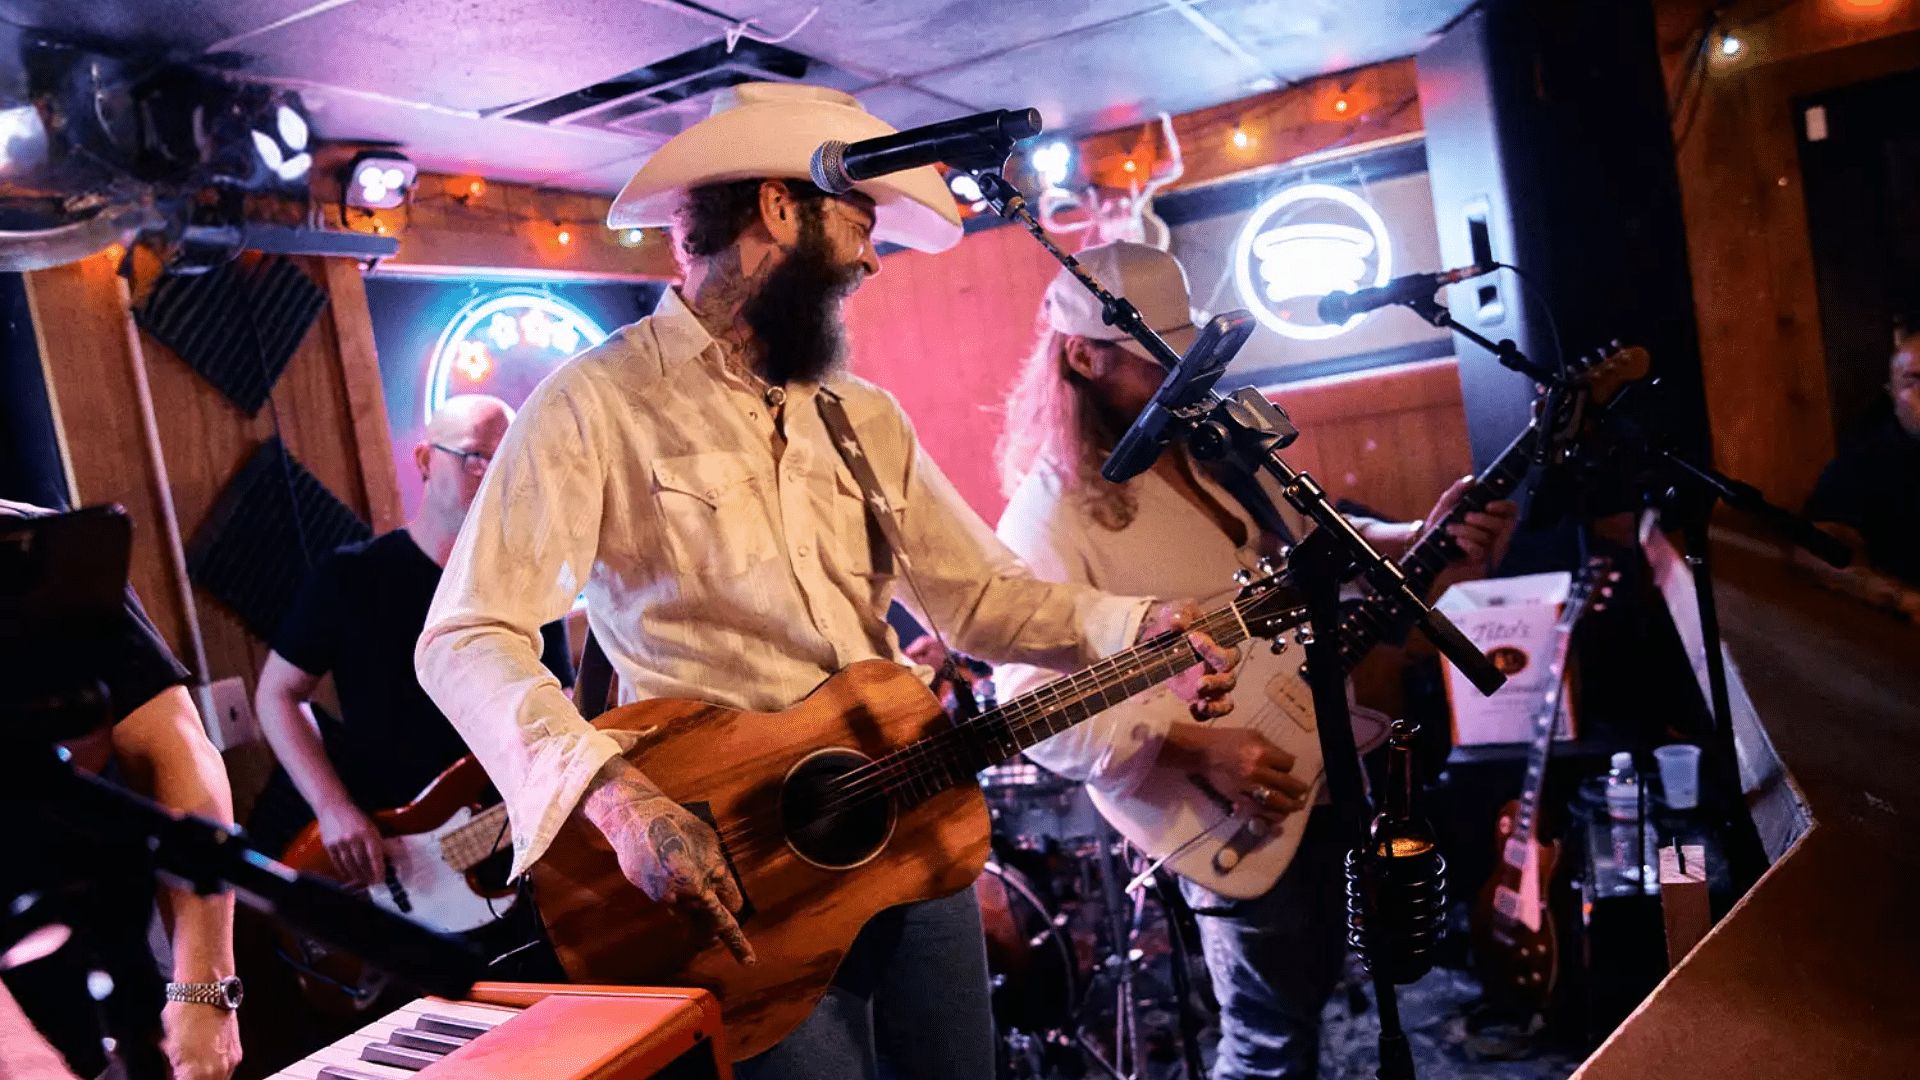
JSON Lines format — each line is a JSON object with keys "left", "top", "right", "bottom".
{"left": 734, "top": 889, "right": 997, "bottom": 1080}
{"left": 1181, "top": 806, "right": 1349, "bottom": 1080}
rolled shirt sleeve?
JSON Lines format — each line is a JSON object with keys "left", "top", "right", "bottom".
{"left": 416, "top": 375, "right": 625, "bottom": 880}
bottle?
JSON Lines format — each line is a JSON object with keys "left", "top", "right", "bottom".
{"left": 1346, "top": 720, "right": 1447, "bottom": 984}
{"left": 1605, "top": 751, "right": 1642, "bottom": 885}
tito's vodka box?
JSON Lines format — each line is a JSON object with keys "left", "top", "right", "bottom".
{"left": 1436, "top": 570, "right": 1577, "bottom": 746}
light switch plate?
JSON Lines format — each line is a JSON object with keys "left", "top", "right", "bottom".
{"left": 196, "top": 677, "right": 258, "bottom": 750}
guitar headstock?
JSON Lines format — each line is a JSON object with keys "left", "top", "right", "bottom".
{"left": 1560, "top": 556, "right": 1620, "bottom": 627}
{"left": 1571, "top": 341, "right": 1650, "bottom": 405}
{"left": 1233, "top": 570, "right": 1308, "bottom": 641}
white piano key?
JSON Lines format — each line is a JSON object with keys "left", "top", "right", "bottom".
{"left": 305, "top": 1044, "right": 424, "bottom": 1080}
{"left": 408, "top": 999, "right": 516, "bottom": 1028}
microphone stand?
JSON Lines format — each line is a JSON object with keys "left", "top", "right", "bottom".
{"left": 974, "top": 170, "right": 1510, "bottom": 1080}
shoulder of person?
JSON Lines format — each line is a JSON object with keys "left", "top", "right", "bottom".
{"left": 997, "top": 463, "right": 1085, "bottom": 549}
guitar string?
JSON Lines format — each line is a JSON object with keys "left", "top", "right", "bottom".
{"left": 711, "top": 451, "right": 1534, "bottom": 860}
{"left": 710, "top": 606, "right": 1251, "bottom": 851}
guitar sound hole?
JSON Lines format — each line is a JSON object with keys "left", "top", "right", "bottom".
{"left": 781, "top": 749, "right": 895, "bottom": 870}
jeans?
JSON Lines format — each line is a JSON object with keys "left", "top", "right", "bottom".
{"left": 734, "top": 890, "right": 997, "bottom": 1080}
{"left": 1181, "top": 807, "right": 1348, "bottom": 1080}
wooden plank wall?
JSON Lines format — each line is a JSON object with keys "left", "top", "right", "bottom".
{"left": 1653, "top": 0, "right": 1920, "bottom": 509}
{"left": 25, "top": 249, "right": 399, "bottom": 805}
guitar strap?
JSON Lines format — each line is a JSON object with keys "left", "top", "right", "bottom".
{"left": 815, "top": 388, "right": 978, "bottom": 715}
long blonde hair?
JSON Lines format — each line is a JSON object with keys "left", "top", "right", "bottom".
{"left": 995, "top": 329, "right": 1138, "bottom": 530}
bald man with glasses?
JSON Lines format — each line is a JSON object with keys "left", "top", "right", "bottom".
{"left": 251, "top": 395, "right": 575, "bottom": 888}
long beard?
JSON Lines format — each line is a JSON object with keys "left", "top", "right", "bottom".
{"left": 742, "top": 210, "right": 865, "bottom": 386}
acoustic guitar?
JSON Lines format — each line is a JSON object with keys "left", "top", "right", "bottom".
{"left": 531, "top": 571, "right": 1308, "bottom": 1060}
{"left": 1090, "top": 345, "right": 1650, "bottom": 898}
{"left": 1470, "top": 556, "right": 1614, "bottom": 1019}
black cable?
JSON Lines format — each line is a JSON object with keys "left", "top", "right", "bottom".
{"left": 1495, "top": 261, "right": 1568, "bottom": 376}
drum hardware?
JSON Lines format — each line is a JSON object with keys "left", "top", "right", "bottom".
{"left": 977, "top": 764, "right": 1218, "bottom": 1079}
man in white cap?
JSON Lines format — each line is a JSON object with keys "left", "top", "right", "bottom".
{"left": 415, "top": 85, "right": 1239, "bottom": 1079}
{"left": 993, "top": 241, "right": 1516, "bottom": 1079}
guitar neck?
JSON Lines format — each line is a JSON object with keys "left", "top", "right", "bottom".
{"left": 1511, "top": 632, "right": 1577, "bottom": 846}
{"left": 1333, "top": 420, "right": 1542, "bottom": 674}
{"left": 440, "top": 803, "right": 512, "bottom": 872}
{"left": 878, "top": 591, "right": 1291, "bottom": 806}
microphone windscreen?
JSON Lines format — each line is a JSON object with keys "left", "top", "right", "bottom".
{"left": 810, "top": 141, "right": 851, "bottom": 194}
{"left": 1317, "top": 291, "right": 1355, "bottom": 325}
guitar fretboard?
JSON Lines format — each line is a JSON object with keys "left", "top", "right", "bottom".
{"left": 872, "top": 583, "right": 1302, "bottom": 806}
{"left": 1332, "top": 421, "right": 1542, "bottom": 676}
{"left": 438, "top": 803, "right": 511, "bottom": 872}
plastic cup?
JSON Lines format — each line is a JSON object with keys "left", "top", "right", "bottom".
{"left": 1654, "top": 744, "right": 1703, "bottom": 810}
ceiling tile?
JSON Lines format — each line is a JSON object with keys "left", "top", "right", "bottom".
{"left": 1202, "top": 0, "right": 1468, "bottom": 79}
{"left": 229, "top": 0, "right": 723, "bottom": 113}
{"left": 912, "top": 7, "right": 1250, "bottom": 136}
{"left": 854, "top": 83, "right": 974, "bottom": 130}
{"left": 705, "top": 0, "right": 1170, "bottom": 82}
{"left": 0, "top": 0, "right": 322, "bottom": 53}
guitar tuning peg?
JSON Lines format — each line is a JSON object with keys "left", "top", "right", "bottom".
{"left": 1233, "top": 569, "right": 1254, "bottom": 587}
{"left": 1256, "top": 556, "right": 1281, "bottom": 577}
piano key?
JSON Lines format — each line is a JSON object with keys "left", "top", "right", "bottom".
{"left": 305, "top": 1045, "right": 421, "bottom": 1080}
{"left": 319, "top": 1068, "right": 395, "bottom": 1080}
{"left": 408, "top": 1000, "right": 517, "bottom": 1028}
{"left": 360, "top": 1043, "right": 441, "bottom": 1071}
{"left": 414, "top": 1013, "right": 495, "bottom": 1040}
{"left": 388, "top": 1029, "right": 463, "bottom": 1056}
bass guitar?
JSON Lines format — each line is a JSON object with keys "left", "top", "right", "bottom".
{"left": 1088, "top": 345, "right": 1649, "bottom": 898}
{"left": 277, "top": 758, "right": 513, "bottom": 1014}
{"left": 1470, "top": 556, "right": 1615, "bottom": 1019}
{"left": 530, "top": 571, "right": 1308, "bottom": 1060}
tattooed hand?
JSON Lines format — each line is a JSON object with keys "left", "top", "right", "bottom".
{"left": 581, "top": 757, "right": 756, "bottom": 965}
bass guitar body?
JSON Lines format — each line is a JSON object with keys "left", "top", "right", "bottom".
{"left": 1471, "top": 798, "right": 1560, "bottom": 1017}
{"left": 531, "top": 660, "right": 991, "bottom": 1061}
{"left": 279, "top": 757, "right": 515, "bottom": 1014}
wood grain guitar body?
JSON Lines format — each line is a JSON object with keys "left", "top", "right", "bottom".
{"left": 532, "top": 660, "right": 991, "bottom": 1061}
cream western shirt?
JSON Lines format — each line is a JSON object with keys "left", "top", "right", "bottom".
{"left": 417, "top": 291, "right": 1151, "bottom": 878}
{"left": 994, "top": 458, "right": 1382, "bottom": 801}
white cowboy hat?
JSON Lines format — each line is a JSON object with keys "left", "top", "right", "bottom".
{"left": 608, "top": 82, "right": 964, "bottom": 254}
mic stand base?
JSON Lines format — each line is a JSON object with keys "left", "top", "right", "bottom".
{"left": 1291, "top": 529, "right": 1416, "bottom": 1080}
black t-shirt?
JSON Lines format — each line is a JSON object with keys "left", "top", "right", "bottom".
{"left": 273, "top": 529, "right": 574, "bottom": 812}
{"left": 1804, "top": 418, "right": 1920, "bottom": 587}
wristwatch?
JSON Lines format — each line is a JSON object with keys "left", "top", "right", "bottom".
{"left": 164, "top": 976, "right": 244, "bottom": 1011}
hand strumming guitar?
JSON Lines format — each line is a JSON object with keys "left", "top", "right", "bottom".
{"left": 1141, "top": 600, "right": 1240, "bottom": 720}
{"left": 582, "top": 757, "right": 756, "bottom": 966}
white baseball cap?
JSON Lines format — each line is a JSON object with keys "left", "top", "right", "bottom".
{"left": 1042, "top": 241, "right": 1200, "bottom": 362}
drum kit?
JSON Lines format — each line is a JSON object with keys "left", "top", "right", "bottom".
{"left": 974, "top": 761, "right": 1215, "bottom": 1080}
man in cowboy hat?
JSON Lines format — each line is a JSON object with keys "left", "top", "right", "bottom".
{"left": 415, "top": 83, "right": 1238, "bottom": 1079}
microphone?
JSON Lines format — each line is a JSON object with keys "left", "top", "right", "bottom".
{"left": 1316, "top": 263, "right": 1498, "bottom": 325}
{"left": 811, "top": 108, "right": 1043, "bottom": 194}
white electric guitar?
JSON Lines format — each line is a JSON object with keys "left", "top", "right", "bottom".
{"left": 1090, "top": 345, "right": 1648, "bottom": 897}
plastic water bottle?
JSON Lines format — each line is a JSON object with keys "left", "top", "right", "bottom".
{"left": 1605, "top": 752, "right": 1642, "bottom": 885}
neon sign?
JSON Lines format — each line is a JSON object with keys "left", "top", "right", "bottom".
{"left": 1231, "top": 183, "right": 1393, "bottom": 341}
{"left": 424, "top": 291, "right": 608, "bottom": 424}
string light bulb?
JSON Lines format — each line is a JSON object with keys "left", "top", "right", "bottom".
{"left": 1231, "top": 127, "right": 1251, "bottom": 149}
{"left": 466, "top": 177, "right": 486, "bottom": 199}
{"left": 1335, "top": 98, "right": 1350, "bottom": 113}
{"left": 1720, "top": 34, "right": 1743, "bottom": 57}
{"left": 556, "top": 227, "right": 572, "bottom": 246}
{"left": 1123, "top": 159, "right": 1137, "bottom": 173}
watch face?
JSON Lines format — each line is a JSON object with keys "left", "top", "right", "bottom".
{"left": 220, "top": 977, "right": 244, "bottom": 1009}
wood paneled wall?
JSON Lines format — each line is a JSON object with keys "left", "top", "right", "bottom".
{"left": 1654, "top": 0, "right": 1920, "bottom": 508}
{"left": 25, "top": 250, "right": 398, "bottom": 801}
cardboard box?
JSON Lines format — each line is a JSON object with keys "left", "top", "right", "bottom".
{"left": 1437, "top": 570, "right": 1578, "bottom": 746}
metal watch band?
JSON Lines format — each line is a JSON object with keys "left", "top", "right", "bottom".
{"left": 165, "top": 977, "right": 242, "bottom": 1010}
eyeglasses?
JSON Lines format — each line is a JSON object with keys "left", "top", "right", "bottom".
{"left": 431, "top": 443, "right": 492, "bottom": 476}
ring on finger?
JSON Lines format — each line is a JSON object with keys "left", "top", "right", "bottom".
{"left": 1250, "top": 784, "right": 1272, "bottom": 805}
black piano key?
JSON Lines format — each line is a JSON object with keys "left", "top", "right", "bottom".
{"left": 318, "top": 1068, "right": 391, "bottom": 1080}
{"left": 414, "top": 1013, "right": 495, "bottom": 1040}
{"left": 388, "top": 1029, "right": 462, "bottom": 1056}
{"left": 361, "top": 1043, "right": 441, "bottom": 1071}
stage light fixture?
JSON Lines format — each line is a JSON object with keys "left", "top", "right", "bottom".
{"left": 1032, "top": 141, "right": 1073, "bottom": 190}
{"left": 1720, "top": 34, "right": 1743, "bottom": 56}
{"left": 344, "top": 150, "right": 416, "bottom": 209}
